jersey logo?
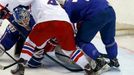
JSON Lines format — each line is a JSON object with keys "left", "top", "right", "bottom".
{"left": 8, "top": 24, "right": 16, "bottom": 32}
{"left": 48, "top": 0, "right": 58, "bottom": 5}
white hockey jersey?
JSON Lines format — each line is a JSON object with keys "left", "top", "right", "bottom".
{"left": 17, "top": 0, "right": 71, "bottom": 24}
{"left": 0, "top": 0, "right": 20, "bottom": 13}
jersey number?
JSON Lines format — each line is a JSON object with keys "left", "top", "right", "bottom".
{"left": 72, "top": 0, "right": 78, "bottom": 2}
{"left": 72, "top": 0, "right": 90, "bottom": 2}
{"left": 48, "top": 0, "right": 58, "bottom": 5}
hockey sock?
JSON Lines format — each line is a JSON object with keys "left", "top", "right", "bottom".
{"left": 28, "top": 55, "right": 43, "bottom": 68}
{"left": 27, "top": 48, "right": 45, "bottom": 68}
{"left": 106, "top": 42, "right": 118, "bottom": 59}
{"left": 78, "top": 42, "right": 100, "bottom": 60}
{"left": 70, "top": 49, "right": 89, "bottom": 69}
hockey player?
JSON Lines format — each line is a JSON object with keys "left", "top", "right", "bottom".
{"left": 0, "top": 0, "right": 27, "bottom": 56}
{"left": 10, "top": 0, "right": 93, "bottom": 75}
{"left": 57, "top": 0, "right": 120, "bottom": 74}
{"left": 0, "top": 5, "right": 59, "bottom": 68}
{"left": 0, "top": 1, "right": 83, "bottom": 71}
{"left": 0, "top": 5, "right": 34, "bottom": 56}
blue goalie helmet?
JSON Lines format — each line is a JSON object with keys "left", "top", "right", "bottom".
{"left": 13, "top": 6, "right": 30, "bottom": 28}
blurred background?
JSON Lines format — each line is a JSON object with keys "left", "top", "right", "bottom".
{"left": 104, "top": 0, "right": 134, "bottom": 51}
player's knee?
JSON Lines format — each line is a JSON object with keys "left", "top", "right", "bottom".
{"left": 102, "top": 37, "right": 115, "bottom": 46}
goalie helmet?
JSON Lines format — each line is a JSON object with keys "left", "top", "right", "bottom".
{"left": 13, "top": 6, "right": 30, "bottom": 28}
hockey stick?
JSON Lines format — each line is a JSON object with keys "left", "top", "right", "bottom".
{"left": 0, "top": 57, "right": 24, "bottom": 70}
{"left": 55, "top": 52, "right": 70, "bottom": 58}
{"left": 0, "top": 62, "right": 17, "bottom": 70}
{"left": 45, "top": 52, "right": 83, "bottom": 72}
{"left": 0, "top": 47, "right": 18, "bottom": 70}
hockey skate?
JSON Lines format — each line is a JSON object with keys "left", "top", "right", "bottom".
{"left": 99, "top": 53, "right": 120, "bottom": 68}
{"left": 11, "top": 63, "right": 25, "bottom": 75}
{"left": 94, "top": 57, "right": 111, "bottom": 75}
{"left": 84, "top": 64, "right": 95, "bottom": 75}
{"left": 84, "top": 57, "right": 110, "bottom": 75}
{"left": 11, "top": 58, "right": 27, "bottom": 75}
{"left": 108, "top": 58, "right": 120, "bottom": 67}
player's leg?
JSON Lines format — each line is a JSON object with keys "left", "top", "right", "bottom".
{"left": 75, "top": 17, "right": 110, "bottom": 74}
{"left": 100, "top": 6, "right": 119, "bottom": 68}
{"left": 0, "top": 24, "right": 20, "bottom": 57}
{"left": 11, "top": 22, "right": 54, "bottom": 75}
{"left": 11, "top": 21, "right": 79, "bottom": 74}
{"left": 27, "top": 39, "right": 58, "bottom": 68}
{"left": 14, "top": 37, "right": 25, "bottom": 57}
{"left": 54, "top": 21, "right": 94, "bottom": 73}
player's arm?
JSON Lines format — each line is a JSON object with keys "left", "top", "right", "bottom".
{"left": 0, "top": 23, "right": 20, "bottom": 50}
{"left": 0, "top": 1, "right": 11, "bottom": 19}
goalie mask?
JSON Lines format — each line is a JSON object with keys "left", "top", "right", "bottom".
{"left": 13, "top": 6, "right": 30, "bottom": 29}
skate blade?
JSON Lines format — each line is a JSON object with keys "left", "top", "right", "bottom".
{"left": 95, "top": 64, "right": 111, "bottom": 75}
{"left": 110, "top": 67, "right": 121, "bottom": 72}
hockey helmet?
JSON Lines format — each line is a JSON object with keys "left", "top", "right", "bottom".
{"left": 13, "top": 6, "right": 30, "bottom": 28}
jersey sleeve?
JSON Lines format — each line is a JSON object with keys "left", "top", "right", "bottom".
{"left": 0, "top": 24, "right": 19, "bottom": 50}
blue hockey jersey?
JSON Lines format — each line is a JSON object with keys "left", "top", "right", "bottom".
{"left": 0, "top": 15, "right": 35, "bottom": 50}
{"left": 63, "top": 0, "right": 110, "bottom": 23}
